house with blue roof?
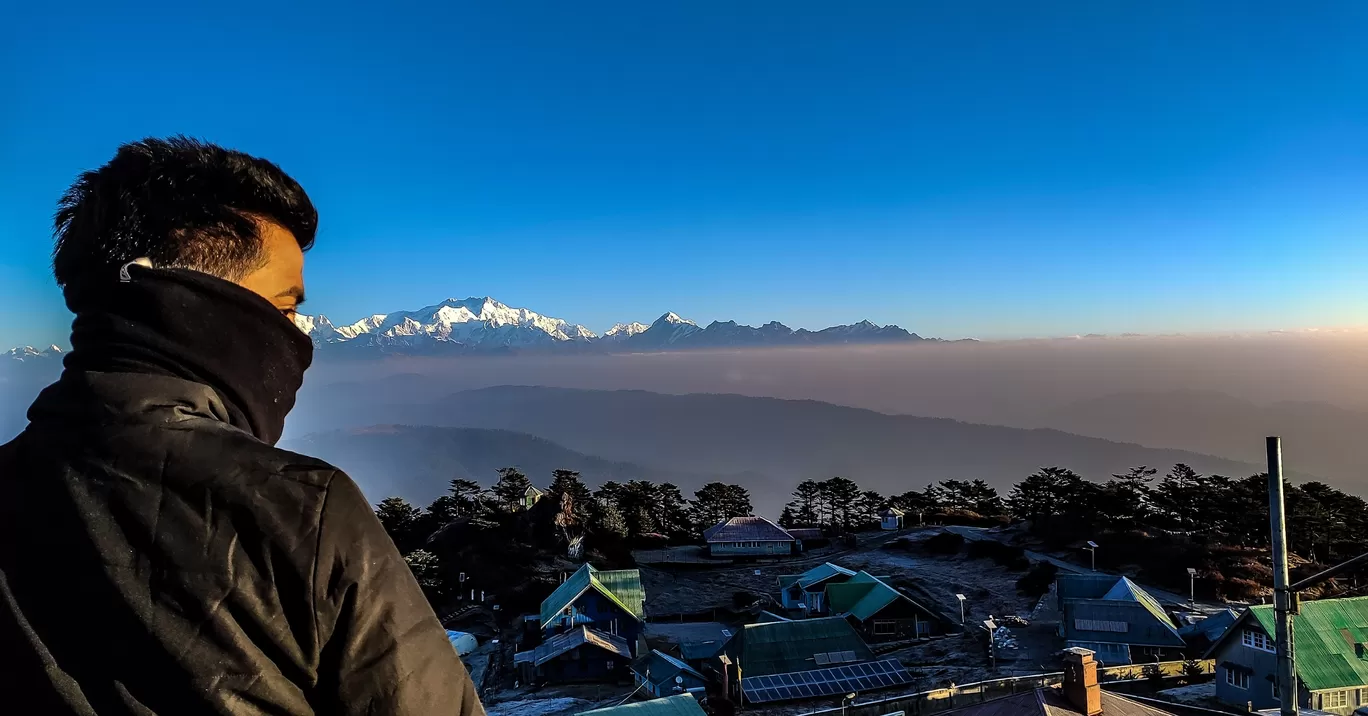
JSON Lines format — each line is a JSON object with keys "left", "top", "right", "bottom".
{"left": 777, "top": 562, "right": 857, "bottom": 613}
{"left": 1056, "top": 574, "right": 1185, "bottom": 665}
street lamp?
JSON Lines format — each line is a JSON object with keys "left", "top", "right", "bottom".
{"left": 1085, "top": 541, "right": 1098, "bottom": 571}
{"left": 1186, "top": 567, "right": 1197, "bottom": 604}
{"left": 956, "top": 593, "right": 967, "bottom": 624}
{"left": 842, "top": 692, "right": 857, "bottom": 716}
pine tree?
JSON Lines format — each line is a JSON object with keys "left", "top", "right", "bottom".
{"left": 491, "top": 467, "right": 534, "bottom": 511}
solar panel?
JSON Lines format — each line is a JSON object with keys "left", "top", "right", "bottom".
{"left": 742, "top": 659, "right": 913, "bottom": 704}
{"left": 814, "top": 653, "right": 830, "bottom": 666}
{"left": 841, "top": 650, "right": 859, "bottom": 663}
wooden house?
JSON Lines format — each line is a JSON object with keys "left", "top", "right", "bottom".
{"left": 540, "top": 563, "right": 646, "bottom": 655}
{"left": 824, "top": 570, "right": 951, "bottom": 641}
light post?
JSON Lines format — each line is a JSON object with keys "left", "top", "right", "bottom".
{"left": 1186, "top": 567, "right": 1197, "bottom": 604}
{"left": 842, "top": 692, "right": 857, "bottom": 716}
{"left": 956, "top": 593, "right": 967, "bottom": 625}
{"left": 1085, "top": 541, "right": 1098, "bottom": 571}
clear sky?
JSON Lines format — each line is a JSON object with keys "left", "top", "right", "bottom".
{"left": 2, "top": 1, "right": 1366, "bottom": 347}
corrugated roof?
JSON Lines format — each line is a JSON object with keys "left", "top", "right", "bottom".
{"left": 1059, "top": 575, "right": 1183, "bottom": 648}
{"left": 825, "top": 570, "right": 943, "bottom": 623}
{"left": 631, "top": 649, "right": 707, "bottom": 688}
{"left": 938, "top": 687, "right": 1178, "bottom": 716}
{"left": 580, "top": 694, "right": 707, "bottom": 716}
{"left": 1178, "top": 608, "right": 1239, "bottom": 642}
{"left": 1057, "top": 574, "right": 1123, "bottom": 601}
{"left": 732, "top": 615, "right": 873, "bottom": 677}
{"left": 1244, "top": 596, "right": 1368, "bottom": 692}
{"left": 778, "top": 562, "right": 857, "bottom": 591}
{"left": 703, "top": 516, "right": 794, "bottom": 544}
{"left": 756, "top": 610, "right": 792, "bottom": 623}
{"left": 540, "top": 564, "right": 646, "bottom": 626}
{"left": 1062, "top": 600, "right": 1185, "bottom": 647}
{"left": 533, "top": 626, "right": 632, "bottom": 666}
{"left": 679, "top": 639, "right": 724, "bottom": 661}
{"left": 787, "top": 528, "right": 825, "bottom": 541}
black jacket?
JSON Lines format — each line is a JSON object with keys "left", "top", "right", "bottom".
{"left": 0, "top": 371, "right": 484, "bottom": 715}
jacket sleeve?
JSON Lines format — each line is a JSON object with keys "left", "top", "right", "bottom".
{"left": 311, "top": 472, "right": 485, "bottom": 716}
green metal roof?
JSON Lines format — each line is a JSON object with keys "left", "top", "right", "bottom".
{"left": 824, "top": 571, "right": 941, "bottom": 623}
{"left": 581, "top": 694, "right": 707, "bottom": 716}
{"left": 679, "top": 639, "right": 725, "bottom": 661}
{"left": 1245, "top": 596, "right": 1368, "bottom": 692}
{"left": 732, "top": 615, "right": 873, "bottom": 677}
{"left": 539, "top": 564, "right": 646, "bottom": 627}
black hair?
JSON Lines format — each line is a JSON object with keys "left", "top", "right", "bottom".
{"left": 52, "top": 136, "right": 317, "bottom": 292}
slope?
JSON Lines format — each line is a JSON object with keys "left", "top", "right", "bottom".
{"left": 278, "top": 425, "right": 725, "bottom": 506}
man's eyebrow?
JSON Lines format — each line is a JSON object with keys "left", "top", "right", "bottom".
{"left": 274, "top": 286, "right": 306, "bottom": 305}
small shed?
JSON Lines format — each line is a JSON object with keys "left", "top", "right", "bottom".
{"left": 524, "top": 485, "right": 546, "bottom": 510}
{"left": 878, "top": 507, "right": 905, "bottom": 531}
{"left": 446, "top": 630, "right": 479, "bottom": 656}
{"left": 514, "top": 626, "right": 633, "bottom": 684}
{"left": 631, "top": 649, "right": 709, "bottom": 698}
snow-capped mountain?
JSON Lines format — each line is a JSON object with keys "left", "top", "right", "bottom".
{"left": 6, "top": 299, "right": 935, "bottom": 362}
{"left": 302, "top": 297, "right": 597, "bottom": 352}
{"left": 601, "top": 322, "right": 650, "bottom": 341}
{"left": 3, "top": 345, "right": 63, "bottom": 363}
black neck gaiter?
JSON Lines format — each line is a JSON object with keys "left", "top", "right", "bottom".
{"left": 61, "top": 265, "right": 314, "bottom": 445}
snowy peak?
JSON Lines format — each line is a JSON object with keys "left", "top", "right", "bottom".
{"left": 603, "top": 322, "right": 650, "bottom": 341}
{"left": 4, "top": 345, "right": 63, "bottom": 362}
{"left": 276, "top": 297, "right": 932, "bottom": 356}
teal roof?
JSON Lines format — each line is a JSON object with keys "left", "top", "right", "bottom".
{"left": 732, "top": 616, "right": 873, "bottom": 677}
{"left": 540, "top": 564, "right": 646, "bottom": 626}
{"left": 1242, "top": 596, "right": 1368, "bottom": 692}
{"left": 779, "top": 562, "right": 857, "bottom": 591}
{"left": 825, "top": 571, "right": 941, "bottom": 623}
{"left": 631, "top": 649, "right": 707, "bottom": 688}
{"left": 581, "top": 694, "right": 707, "bottom": 716}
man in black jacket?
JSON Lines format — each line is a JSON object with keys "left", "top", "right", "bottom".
{"left": 0, "top": 137, "right": 485, "bottom": 715}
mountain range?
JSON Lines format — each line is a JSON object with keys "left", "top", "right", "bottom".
{"left": 290, "top": 296, "right": 933, "bottom": 356}
{"left": 288, "top": 384, "right": 1306, "bottom": 515}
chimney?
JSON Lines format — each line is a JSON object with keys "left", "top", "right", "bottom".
{"left": 1062, "top": 647, "right": 1102, "bottom": 716}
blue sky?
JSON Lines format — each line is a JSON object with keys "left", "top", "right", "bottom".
{"left": 2, "top": 1, "right": 1365, "bottom": 346}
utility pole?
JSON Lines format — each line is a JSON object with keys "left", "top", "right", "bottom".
{"left": 1268, "top": 437, "right": 1298, "bottom": 716}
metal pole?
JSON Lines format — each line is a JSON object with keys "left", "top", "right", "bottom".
{"left": 1268, "top": 437, "right": 1298, "bottom": 716}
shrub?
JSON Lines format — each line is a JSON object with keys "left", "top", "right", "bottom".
{"left": 967, "top": 540, "right": 1026, "bottom": 567}
{"left": 1016, "top": 562, "right": 1059, "bottom": 597}
{"left": 923, "top": 532, "right": 966, "bottom": 555}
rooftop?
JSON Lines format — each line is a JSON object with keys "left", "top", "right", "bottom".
{"left": 580, "top": 694, "right": 707, "bottom": 716}
{"left": 730, "top": 615, "right": 873, "bottom": 677}
{"left": 631, "top": 649, "right": 707, "bottom": 688}
{"left": 778, "top": 562, "right": 857, "bottom": 591}
{"left": 540, "top": 563, "right": 646, "bottom": 627}
{"left": 825, "top": 570, "right": 945, "bottom": 623}
{"left": 1239, "top": 596, "right": 1368, "bottom": 692}
{"left": 703, "top": 516, "right": 794, "bottom": 544}
{"left": 1059, "top": 575, "right": 1183, "bottom": 648}
{"left": 940, "top": 687, "right": 1178, "bottom": 716}
{"left": 527, "top": 626, "right": 632, "bottom": 667}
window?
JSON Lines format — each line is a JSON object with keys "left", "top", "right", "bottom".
{"left": 1225, "top": 668, "right": 1249, "bottom": 690}
{"left": 607, "top": 661, "right": 616, "bottom": 671}
{"left": 1242, "top": 629, "right": 1275, "bottom": 653}
{"left": 873, "top": 620, "right": 897, "bottom": 635}
{"left": 1323, "top": 691, "right": 1350, "bottom": 709}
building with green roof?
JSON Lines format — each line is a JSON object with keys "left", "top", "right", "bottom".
{"left": 824, "top": 570, "right": 952, "bottom": 642}
{"left": 540, "top": 563, "right": 646, "bottom": 658}
{"left": 1057, "top": 574, "right": 1185, "bottom": 665}
{"left": 579, "top": 694, "right": 707, "bottom": 716}
{"left": 1206, "top": 596, "right": 1368, "bottom": 715}
{"left": 726, "top": 615, "right": 873, "bottom": 677}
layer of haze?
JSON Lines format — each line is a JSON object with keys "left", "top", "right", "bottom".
{"left": 294, "top": 332, "right": 1368, "bottom": 490}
